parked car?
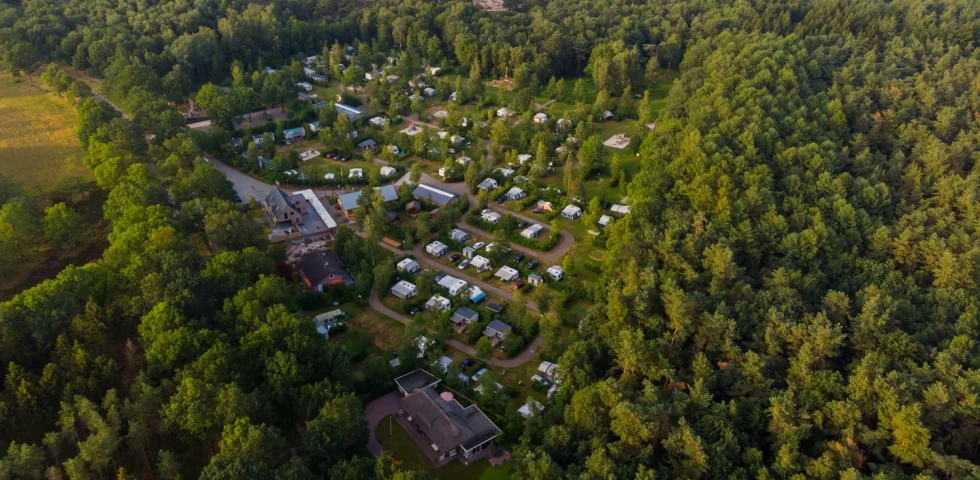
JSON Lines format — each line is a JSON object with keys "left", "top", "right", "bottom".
{"left": 323, "top": 322, "right": 345, "bottom": 334}
{"left": 532, "top": 208, "right": 543, "bottom": 214}
{"left": 339, "top": 155, "right": 352, "bottom": 161}
{"left": 600, "top": 200, "right": 611, "bottom": 209}
{"left": 473, "top": 241, "right": 486, "bottom": 250}
{"left": 471, "top": 368, "right": 487, "bottom": 382}
{"left": 460, "top": 358, "right": 475, "bottom": 368}
{"left": 526, "top": 259, "right": 539, "bottom": 269}
{"left": 494, "top": 196, "right": 506, "bottom": 204}
{"left": 481, "top": 209, "right": 491, "bottom": 215}
{"left": 449, "top": 254, "right": 461, "bottom": 263}
{"left": 517, "top": 221, "right": 528, "bottom": 228}
{"left": 458, "top": 259, "right": 470, "bottom": 269}
{"left": 326, "top": 153, "right": 337, "bottom": 159}
{"left": 434, "top": 272, "right": 447, "bottom": 282}
{"left": 513, "top": 280, "right": 525, "bottom": 290}
{"left": 513, "top": 253, "right": 525, "bottom": 263}
{"left": 408, "top": 306, "right": 420, "bottom": 315}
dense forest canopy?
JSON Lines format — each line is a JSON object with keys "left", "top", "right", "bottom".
{"left": 1, "top": 0, "right": 980, "bottom": 478}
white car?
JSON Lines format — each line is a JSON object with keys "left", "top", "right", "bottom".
{"left": 473, "top": 241, "right": 485, "bottom": 250}
{"left": 481, "top": 209, "right": 491, "bottom": 215}
{"left": 458, "top": 259, "right": 470, "bottom": 269}
{"left": 471, "top": 368, "right": 487, "bottom": 383}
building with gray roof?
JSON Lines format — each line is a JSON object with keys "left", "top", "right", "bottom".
{"left": 336, "top": 185, "right": 399, "bottom": 216}
{"left": 413, "top": 183, "right": 458, "bottom": 206}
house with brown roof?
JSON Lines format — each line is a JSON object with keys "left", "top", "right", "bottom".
{"left": 297, "top": 251, "right": 354, "bottom": 291}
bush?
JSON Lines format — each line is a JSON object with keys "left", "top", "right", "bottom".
{"left": 502, "top": 335, "right": 527, "bottom": 357}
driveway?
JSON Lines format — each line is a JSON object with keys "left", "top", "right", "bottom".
{"left": 363, "top": 392, "right": 401, "bottom": 456}
{"left": 208, "top": 156, "right": 355, "bottom": 204}
{"left": 368, "top": 288, "right": 542, "bottom": 368}
{"left": 208, "top": 157, "right": 275, "bottom": 203}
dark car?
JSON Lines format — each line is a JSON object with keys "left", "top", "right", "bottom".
{"left": 494, "top": 196, "right": 506, "bottom": 204}
{"left": 449, "top": 254, "right": 461, "bottom": 263}
{"left": 526, "top": 259, "right": 539, "bottom": 269}
{"left": 513, "top": 280, "right": 525, "bottom": 290}
{"left": 532, "top": 208, "right": 543, "bottom": 214}
{"left": 408, "top": 306, "right": 421, "bottom": 315}
{"left": 517, "top": 221, "right": 528, "bottom": 228}
{"left": 326, "top": 153, "right": 337, "bottom": 159}
{"left": 600, "top": 200, "right": 611, "bottom": 209}
{"left": 459, "top": 358, "right": 475, "bottom": 368}
{"left": 339, "top": 155, "right": 352, "bottom": 161}
{"left": 513, "top": 253, "right": 525, "bottom": 263}
{"left": 434, "top": 272, "right": 447, "bottom": 282}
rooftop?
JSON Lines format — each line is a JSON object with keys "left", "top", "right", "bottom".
{"left": 399, "top": 383, "right": 500, "bottom": 453}
{"left": 394, "top": 369, "right": 440, "bottom": 394}
{"left": 414, "top": 183, "right": 458, "bottom": 206}
{"left": 297, "top": 250, "right": 352, "bottom": 286}
{"left": 337, "top": 185, "right": 399, "bottom": 211}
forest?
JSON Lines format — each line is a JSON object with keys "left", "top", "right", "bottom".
{"left": 2, "top": 0, "right": 980, "bottom": 478}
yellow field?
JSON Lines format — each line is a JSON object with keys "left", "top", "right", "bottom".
{"left": 0, "top": 73, "right": 87, "bottom": 191}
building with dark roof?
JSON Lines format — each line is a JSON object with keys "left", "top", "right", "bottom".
{"left": 263, "top": 187, "right": 306, "bottom": 226}
{"left": 450, "top": 306, "right": 479, "bottom": 326}
{"left": 394, "top": 369, "right": 440, "bottom": 395}
{"left": 298, "top": 251, "right": 354, "bottom": 291}
{"left": 482, "top": 320, "right": 511, "bottom": 346}
{"left": 395, "top": 369, "right": 501, "bottom": 462}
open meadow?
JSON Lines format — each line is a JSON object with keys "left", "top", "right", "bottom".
{"left": 0, "top": 73, "right": 88, "bottom": 192}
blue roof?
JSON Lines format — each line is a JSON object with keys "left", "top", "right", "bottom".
{"left": 284, "top": 127, "right": 304, "bottom": 134}
{"left": 470, "top": 291, "right": 486, "bottom": 303}
{"left": 335, "top": 103, "right": 363, "bottom": 119}
{"left": 315, "top": 101, "right": 362, "bottom": 119}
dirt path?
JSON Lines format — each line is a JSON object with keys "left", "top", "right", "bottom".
{"left": 368, "top": 288, "right": 543, "bottom": 368}
{"left": 402, "top": 115, "right": 443, "bottom": 131}
{"left": 534, "top": 99, "right": 556, "bottom": 111}
{"left": 377, "top": 240, "right": 538, "bottom": 312}
{"left": 416, "top": 173, "right": 573, "bottom": 262}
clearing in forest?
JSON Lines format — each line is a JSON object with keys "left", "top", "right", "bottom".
{"left": 0, "top": 73, "right": 87, "bottom": 191}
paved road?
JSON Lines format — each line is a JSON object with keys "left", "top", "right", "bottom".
{"left": 368, "top": 288, "right": 542, "bottom": 368}
{"left": 208, "top": 156, "right": 356, "bottom": 204}
{"left": 363, "top": 392, "right": 400, "bottom": 456}
{"left": 208, "top": 157, "right": 277, "bottom": 203}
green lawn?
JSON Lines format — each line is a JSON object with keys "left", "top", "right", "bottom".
{"left": 376, "top": 415, "right": 511, "bottom": 480}
{"left": 0, "top": 73, "right": 88, "bottom": 191}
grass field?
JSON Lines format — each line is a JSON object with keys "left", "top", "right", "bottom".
{"left": 0, "top": 74, "right": 88, "bottom": 192}
{"left": 376, "top": 415, "right": 511, "bottom": 480}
